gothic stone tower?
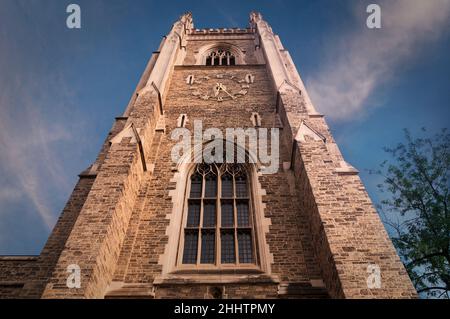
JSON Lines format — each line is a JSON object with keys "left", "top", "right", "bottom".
{"left": 0, "top": 12, "right": 417, "bottom": 299}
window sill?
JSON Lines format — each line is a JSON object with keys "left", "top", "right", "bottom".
{"left": 172, "top": 265, "right": 263, "bottom": 274}
{"left": 174, "top": 64, "right": 266, "bottom": 69}
{"left": 154, "top": 270, "right": 279, "bottom": 285}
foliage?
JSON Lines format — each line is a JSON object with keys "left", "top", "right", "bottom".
{"left": 375, "top": 128, "right": 450, "bottom": 298}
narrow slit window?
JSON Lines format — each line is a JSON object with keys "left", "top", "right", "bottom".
{"left": 213, "top": 56, "right": 220, "bottom": 66}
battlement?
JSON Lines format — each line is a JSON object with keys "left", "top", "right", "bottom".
{"left": 188, "top": 27, "right": 254, "bottom": 35}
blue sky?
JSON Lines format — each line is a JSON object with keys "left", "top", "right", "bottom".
{"left": 0, "top": 0, "right": 449, "bottom": 255}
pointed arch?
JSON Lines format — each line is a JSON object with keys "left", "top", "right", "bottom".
{"left": 159, "top": 139, "right": 274, "bottom": 282}
{"left": 195, "top": 42, "right": 245, "bottom": 65}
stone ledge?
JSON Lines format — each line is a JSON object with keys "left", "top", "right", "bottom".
{"left": 308, "top": 113, "right": 324, "bottom": 118}
{"left": 0, "top": 256, "right": 39, "bottom": 261}
{"left": 0, "top": 281, "right": 25, "bottom": 287}
{"left": 154, "top": 273, "right": 280, "bottom": 285}
{"left": 174, "top": 64, "right": 266, "bottom": 70}
{"left": 278, "top": 282, "right": 329, "bottom": 299}
{"left": 105, "top": 282, "right": 155, "bottom": 299}
{"left": 335, "top": 161, "right": 359, "bottom": 175}
{"left": 78, "top": 171, "right": 98, "bottom": 179}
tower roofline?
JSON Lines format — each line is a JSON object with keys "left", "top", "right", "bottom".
{"left": 178, "top": 11, "right": 266, "bottom": 33}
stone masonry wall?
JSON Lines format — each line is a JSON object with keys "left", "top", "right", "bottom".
{"left": 40, "top": 88, "right": 160, "bottom": 298}
{"left": 20, "top": 177, "right": 96, "bottom": 298}
{"left": 108, "top": 63, "right": 328, "bottom": 298}
{"left": 278, "top": 89, "right": 417, "bottom": 298}
{"left": 0, "top": 257, "right": 38, "bottom": 298}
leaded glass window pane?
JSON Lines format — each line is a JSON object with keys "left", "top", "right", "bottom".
{"left": 221, "top": 201, "right": 234, "bottom": 227}
{"left": 205, "top": 174, "right": 217, "bottom": 198}
{"left": 237, "top": 201, "right": 250, "bottom": 227}
{"left": 236, "top": 176, "right": 248, "bottom": 197}
{"left": 200, "top": 231, "right": 215, "bottom": 264}
{"left": 190, "top": 174, "right": 202, "bottom": 198}
{"left": 203, "top": 201, "right": 216, "bottom": 227}
{"left": 182, "top": 231, "right": 198, "bottom": 264}
{"left": 238, "top": 231, "right": 253, "bottom": 263}
{"left": 221, "top": 231, "right": 236, "bottom": 263}
{"left": 187, "top": 200, "right": 201, "bottom": 227}
{"left": 221, "top": 174, "right": 233, "bottom": 197}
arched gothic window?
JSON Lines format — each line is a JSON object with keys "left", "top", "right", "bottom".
{"left": 180, "top": 163, "right": 256, "bottom": 266}
{"left": 205, "top": 49, "right": 236, "bottom": 66}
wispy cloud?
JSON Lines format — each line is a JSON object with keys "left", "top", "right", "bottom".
{"left": 0, "top": 0, "right": 88, "bottom": 230}
{"left": 307, "top": 0, "right": 450, "bottom": 121}
{"left": 0, "top": 187, "right": 21, "bottom": 203}
{"left": 0, "top": 82, "right": 75, "bottom": 229}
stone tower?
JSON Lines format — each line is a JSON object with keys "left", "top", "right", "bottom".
{"left": 0, "top": 12, "right": 417, "bottom": 299}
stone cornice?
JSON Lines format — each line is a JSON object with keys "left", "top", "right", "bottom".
{"left": 188, "top": 28, "right": 254, "bottom": 35}
{"left": 174, "top": 64, "right": 266, "bottom": 70}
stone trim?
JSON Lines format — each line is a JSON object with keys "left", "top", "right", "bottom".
{"left": 110, "top": 124, "right": 142, "bottom": 145}
{"left": 295, "top": 121, "right": 326, "bottom": 143}
{"left": 0, "top": 256, "right": 39, "bottom": 261}
{"left": 188, "top": 28, "right": 254, "bottom": 35}
{"left": 153, "top": 273, "right": 279, "bottom": 285}
{"left": 174, "top": 64, "right": 266, "bottom": 70}
{"left": 105, "top": 282, "right": 155, "bottom": 299}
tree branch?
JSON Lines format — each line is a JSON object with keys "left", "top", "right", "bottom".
{"left": 417, "top": 286, "right": 449, "bottom": 293}
{"left": 406, "top": 252, "right": 445, "bottom": 267}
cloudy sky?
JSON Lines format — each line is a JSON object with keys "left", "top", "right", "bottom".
{"left": 0, "top": 0, "right": 449, "bottom": 254}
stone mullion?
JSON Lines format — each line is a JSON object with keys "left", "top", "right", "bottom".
{"left": 233, "top": 175, "right": 239, "bottom": 265}
{"left": 197, "top": 174, "right": 205, "bottom": 265}
{"left": 247, "top": 178, "right": 257, "bottom": 265}
{"left": 216, "top": 172, "right": 222, "bottom": 266}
